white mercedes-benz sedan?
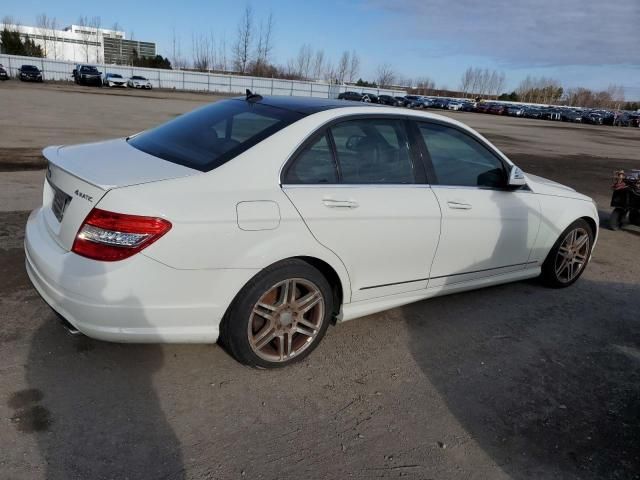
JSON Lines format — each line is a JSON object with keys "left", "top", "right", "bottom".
{"left": 25, "top": 93, "right": 598, "bottom": 367}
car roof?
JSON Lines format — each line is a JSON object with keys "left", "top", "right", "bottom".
{"left": 231, "top": 95, "right": 382, "bottom": 114}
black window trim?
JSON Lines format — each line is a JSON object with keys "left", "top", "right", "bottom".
{"left": 411, "top": 118, "right": 514, "bottom": 191}
{"left": 281, "top": 114, "right": 428, "bottom": 186}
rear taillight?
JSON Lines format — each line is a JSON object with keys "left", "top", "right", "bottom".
{"left": 72, "top": 208, "right": 172, "bottom": 261}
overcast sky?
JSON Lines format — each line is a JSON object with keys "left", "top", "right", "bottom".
{"left": 3, "top": 0, "right": 639, "bottom": 98}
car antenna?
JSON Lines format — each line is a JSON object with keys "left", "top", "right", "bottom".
{"left": 246, "top": 89, "right": 263, "bottom": 102}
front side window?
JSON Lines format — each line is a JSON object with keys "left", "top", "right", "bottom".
{"left": 330, "top": 118, "right": 415, "bottom": 184}
{"left": 417, "top": 122, "right": 506, "bottom": 188}
{"left": 128, "top": 99, "right": 304, "bottom": 171}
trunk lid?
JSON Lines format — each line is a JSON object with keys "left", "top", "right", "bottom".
{"left": 41, "top": 139, "right": 198, "bottom": 250}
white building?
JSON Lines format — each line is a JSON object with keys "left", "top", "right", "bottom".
{"left": 1, "top": 24, "right": 156, "bottom": 65}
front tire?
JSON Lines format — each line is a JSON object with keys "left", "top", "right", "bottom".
{"left": 220, "top": 259, "right": 333, "bottom": 368}
{"left": 540, "top": 219, "right": 593, "bottom": 288}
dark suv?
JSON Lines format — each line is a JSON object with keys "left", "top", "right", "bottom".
{"left": 0, "top": 64, "right": 8, "bottom": 80}
{"left": 19, "top": 65, "right": 43, "bottom": 82}
{"left": 338, "top": 91, "right": 365, "bottom": 102}
{"left": 73, "top": 65, "right": 103, "bottom": 86}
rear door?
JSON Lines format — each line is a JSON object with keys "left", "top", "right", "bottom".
{"left": 282, "top": 117, "right": 442, "bottom": 302}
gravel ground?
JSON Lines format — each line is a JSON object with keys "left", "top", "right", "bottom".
{"left": 0, "top": 81, "right": 638, "bottom": 480}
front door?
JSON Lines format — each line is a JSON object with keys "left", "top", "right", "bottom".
{"left": 413, "top": 121, "right": 541, "bottom": 287}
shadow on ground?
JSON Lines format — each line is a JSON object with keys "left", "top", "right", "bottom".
{"left": 402, "top": 277, "right": 640, "bottom": 479}
{"left": 11, "top": 234, "right": 186, "bottom": 479}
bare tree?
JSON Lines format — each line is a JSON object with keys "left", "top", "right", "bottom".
{"left": 233, "top": 5, "right": 254, "bottom": 74}
{"left": 312, "top": 49, "right": 325, "bottom": 80}
{"left": 91, "top": 16, "right": 102, "bottom": 63}
{"left": 460, "top": 67, "right": 474, "bottom": 97}
{"left": 376, "top": 63, "right": 395, "bottom": 88}
{"left": 517, "top": 76, "right": 563, "bottom": 104}
{"left": 76, "top": 16, "right": 92, "bottom": 62}
{"left": 171, "top": 28, "right": 188, "bottom": 69}
{"left": 36, "top": 14, "right": 51, "bottom": 57}
{"left": 495, "top": 71, "right": 506, "bottom": 98}
{"left": 414, "top": 76, "right": 435, "bottom": 95}
{"left": 217, "top": 34, "right": 228, "bottom": 72}
{"left": 347, "top": 50, "right": 360, "bottom": 83}
{"left": 50, "top": 17, "right": 59, "bottom": 59}
{"left": 1, "top": 16, "right": 16, "bottom": 29}
{"left": 192, "top": 33, "right": 211, "bottom": 71}
{"left": 324, "top": 60, "right": 337, "bottom": 83}
{"left": 336, "top": 51, "right": 350, "bottom": 84}
{"left": 295, "top": 44, "right": 313, "bottom": 79}
{"left": 254, "top": 11, "right": 274, "bottom": 75}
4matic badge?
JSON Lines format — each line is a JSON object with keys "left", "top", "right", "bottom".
{"left": 74, "top": 189, "right": 93, "bottom": 202}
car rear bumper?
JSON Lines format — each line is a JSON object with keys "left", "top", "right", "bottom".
{"left": 25, "top": 208, "right": 257, "bottom": 343}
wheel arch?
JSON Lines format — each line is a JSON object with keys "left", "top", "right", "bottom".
{"left": 580, "top": 215, "right": 598, "bottom": 238}
{"left": 294, "top": 256, "right": 344, "bottom": 320}
{"left": 219, "top": 255, "right": 348, "bottom": 344}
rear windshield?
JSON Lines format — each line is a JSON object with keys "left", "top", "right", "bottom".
{"left": 128, "top": 99, "right": 305, "bottom": 171}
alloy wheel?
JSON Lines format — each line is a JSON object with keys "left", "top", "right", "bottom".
{"left": 247, "top": 278, "right": 324, "bottom": 363}
{"left": 554, "top": 227, "right": 590, "bottom": 283}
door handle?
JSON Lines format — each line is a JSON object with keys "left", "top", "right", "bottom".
{"left": 322, "top": 198, "right": 359, "bottom": 209}
{"left": 447, "top": 201, "right": 472, "bottom": 210}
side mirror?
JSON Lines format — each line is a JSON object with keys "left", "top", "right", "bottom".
{"left": 508, "top": 166, "right": 527, "bottom": 187}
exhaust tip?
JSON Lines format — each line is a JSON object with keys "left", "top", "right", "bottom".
{"left": 52, "top": 311, "right": 83, "bottom": 336}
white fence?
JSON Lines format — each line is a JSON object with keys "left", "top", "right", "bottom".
{"left": 0, "top": 54, "right": 406, "bottom": 98}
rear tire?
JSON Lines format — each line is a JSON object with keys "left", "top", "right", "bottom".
{"left": 220, "top": 259, "right": 333, "bottom": 368}
{"left": 540, "top": 219, "right": 593, "bottom": 288}
{"left": 609, "top": 208, "right": 626, "bottom": 230}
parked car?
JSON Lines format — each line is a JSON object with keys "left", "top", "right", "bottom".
{"left": 378, "top": 94, "right": 402, "bottom": 106}
{"left": 560, "top": 110, "right": 583, "bottom": 123}
{"left": 475, "top": 102, "right": 492, "bottom": 113}
{"left": 19, "top": 65, "right": 43, "bottom": 82}
{"left": 582, "top": 112, "right": 603, "bottom": 125}
{"left": 506, "top": 105, "right": 525, "bottom": 117}
{"left": 460, "top": 101, "right": 476, "bottom": 112}
{"left": 402, "top": 95, "right": 423, "bottom": 107}
{"left": 540, "top": 108, "right": 562, "bottom": 121}
{"left": 0, "top": 64, "right": 8, "bottom": 81}
{"left": 488, "top": 104, "right": 507, "bottom": 115}
{"left": 407, "top": 97, "right": 433, "bottom": 109}
{"left": 431, "top": 98, "right": 450, "bottom": 109}
{"left": 73, "top": 65, "right": 102, "bottom": 86}
{"left": 523, "top": 107, "right": 543, "bottom": 119}
{"left": 363, "top": 93, "right": 379, "bottom": 104}
{"left": 26, "top": 94, "right": 598, "bottom": 368}
{"left": 104, "top": 73, "right": 127, "bottom": 88}
{"left": 447, "top": 101, "right": 463, "bottom": 111}
{"left": 127, "top": 75, "right": 152, "bottom": 89}
{"left": 337, "top": 91, "right": 364, "bottom": 101}
{"left": 394, "top": 96, "right": 407, "bottom": 106}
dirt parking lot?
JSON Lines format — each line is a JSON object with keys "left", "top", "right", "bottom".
{"left": 0, "top": 81, "right": 638, "bottom": 480}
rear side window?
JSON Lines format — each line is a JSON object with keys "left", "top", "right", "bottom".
{"left": 417, "top": 122, "right": 506, "bottom": 188}
{"left": 285, "top": 134, "right": 337, "bottom": 184}
{"left": 331, "top": 118, "right": 415, "bottom": 184}
{"left": 128, "top": 99, "right": 304, "bottom": 171}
